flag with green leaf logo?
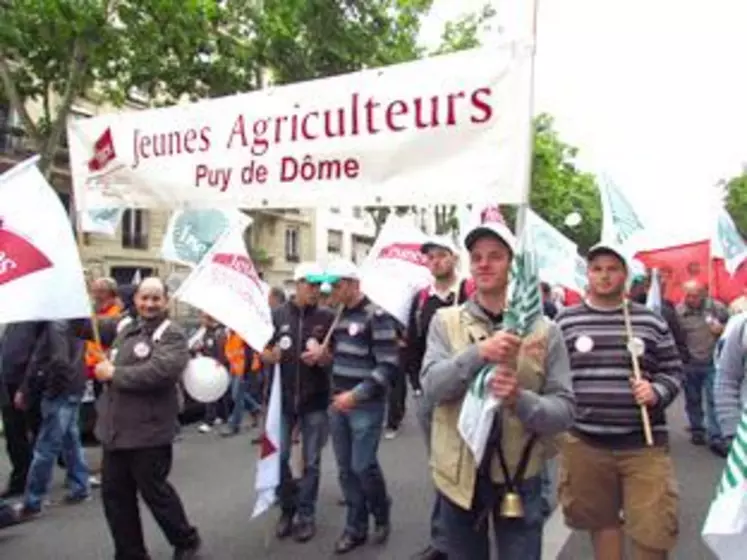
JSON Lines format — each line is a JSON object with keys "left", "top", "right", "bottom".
{"left": 598, "top": 177, "right": 645, "bottom": 248}
{"left": 713, "top": 209, "right": 747, "bottom": 275}
{"left": 458, "top": 227, "right": 543, "bottom": 464}
{"left": 702, "top": 404, "right": 747, "bottom": 557}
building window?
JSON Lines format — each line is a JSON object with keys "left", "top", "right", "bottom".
{"left": 284, "top": 227, "right": 300, "bottom": 262}
{"left": 110, "top": 266, "right": 155, "bottom": 286}
{"left": 121, "top": 209, "right": 149, "bottom": 249}
{"left": 327, "top": 229, "right": 343, "bottom": 254}
{"left": 330, "top": 207, "right": 340, "bottom": 214}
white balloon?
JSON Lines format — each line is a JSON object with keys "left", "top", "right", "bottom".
{"left": 564, "top": 212, "right": 582, "bottom": 227}
{"left": 182, "top": 356, "right": 230, "bottom": 403}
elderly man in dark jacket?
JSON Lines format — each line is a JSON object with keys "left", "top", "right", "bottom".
{"left": 15, "top": 320, "right": 90, "bottom": 518}
{"left": 78, "top": 277, "right": 200, "bottom": 560}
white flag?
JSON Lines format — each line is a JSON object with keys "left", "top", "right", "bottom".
{"left": 712, "top": 209, "right": 747, "bottom": 275}
{"left": 598, "top": 177, "right": 646, "bottom": 249}
{"left": 646, "top": 268, "right": 663, "bottom": 313}
{"left": 525, "top": 209, "right": 579, "bottom": 289}
{"left": 251, "top": 363, "right": 281, "bottom": 519}
{"left": 0, "top": 157, "right": 90, "bottom": 322}
{"left": 130, "top": 269, "right": 142, "bottom": 285}
{"left": 79, "top": 207, "right": 124, "bottom": 236}
{"left": 161, "top": 209, "right": 252, "bottom": 267}
{"left": 359, "top": 215, "right": 433, "bottom": 324}
{"left": 174, "top": 223, "right": 273, "bottom": 353}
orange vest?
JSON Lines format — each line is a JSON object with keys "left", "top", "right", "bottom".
{"left": 224, "top": 331, "right": 262, "bottom": 376}
{"left": 84, "top": 303, "right": 122, "bottom": 378}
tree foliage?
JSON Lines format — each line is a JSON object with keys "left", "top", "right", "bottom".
{"left": 0, "top": 0, "right": 256, "bottom": 174}
{"left": 724, "top": 173, "right": 747, "bottom": 238}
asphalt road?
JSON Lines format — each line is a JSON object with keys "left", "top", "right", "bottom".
{"left": 0, "top": 398, "right": 725, "bottom": 559}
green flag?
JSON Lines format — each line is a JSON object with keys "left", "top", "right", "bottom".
{"left": 717, "top": 406, "right": 747, "bottom": 494}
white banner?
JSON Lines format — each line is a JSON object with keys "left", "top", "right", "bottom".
{"left": 0, "top": 157, "right": 90, "bottom": 322}
{"left": 175, "top": 224, "right": 273, "bottom": 352}
{"left": 68, "top": 44, "right": 533, "bottom": 210}
{"left": 161, "top": 209, "right": 251, "bottom": 267}
{"left": 359, "top": 216, "right": 433, "bottom": 325}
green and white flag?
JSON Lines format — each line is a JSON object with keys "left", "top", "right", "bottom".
{"left": 702, "top": 405, "right": 747, "bottom": 558}
{"left": 713, "top": 209, "right": 747, "bottom": 275}
{"left": 161, "top": 209, "right": 251, "bottom": 267}
{"left": 598, "top": 177, "right": 646, "bottom": 248}
{"left": 458, "top": 227, "right": 543, "bottom": 464}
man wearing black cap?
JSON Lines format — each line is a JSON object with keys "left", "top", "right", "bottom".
{"left": 421, "top": 222, "right": 574, "bottom": 560}
{"left": 556, "top": 243, "right": 683, "bottom": 560}
{"left": 405, "top": 234, "right": 473, "bottom": 560}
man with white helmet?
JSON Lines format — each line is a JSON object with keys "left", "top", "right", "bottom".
{"left": 305, "top": 259, "right": 400, "bottom": 554}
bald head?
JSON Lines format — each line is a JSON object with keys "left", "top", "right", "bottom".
{"left": 134, "top": 277, "right": 168, "bottom": 319}
{"left": 683, "top": 279, "right": 706, "bottom": 308}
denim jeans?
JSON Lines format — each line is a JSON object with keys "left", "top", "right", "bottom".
{"left": 24, "top": 394, "right": 89, "bottom": 510}
{"left": 227, "top": 375, "right": 261, "bottom": 431}
{"left": 278, "top": 409, "right": 329, "bottom": 521}
{"left": 439, "top": 474, "right": 545, "bottom": 560}
{"left": 329, "top": 399, "right": 390, "bottom": 538}
{"left": 541, "top": 457, "right": 558, "bottom": 517}
{"left": 684, "top": 363, "right": 723, "bottom": 443}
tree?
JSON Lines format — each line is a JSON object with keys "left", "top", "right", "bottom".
{"left": 724, "top": 173, "right": 747, "bottom": 238}
{"left": 0, "top": 0, "right": 256, "bottom": 176}
{"left": 525, "top": 114, "right": 601, "bottom": 252}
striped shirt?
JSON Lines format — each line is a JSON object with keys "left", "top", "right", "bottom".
{"left": 556, "top": 301, "right": 682, "bottom": 448}
{"left": 331, "top": 296, "right": 400, "bottom": 402}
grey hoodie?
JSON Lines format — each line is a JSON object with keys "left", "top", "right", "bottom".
{"left": 420, "top": 299, "right": 575, "bottom": 436}
{"left": 715, "top": 312, "right": 747, "bottom": 438}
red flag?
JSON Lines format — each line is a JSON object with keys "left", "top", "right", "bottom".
{"left": 635, "top": 241, "right": 710, "bottom": 303}
{"left": 87, "top": 128, "right": 117, "bottom": 172}
{"left": 712, "top": 258, "right": 747, "bottom": 304}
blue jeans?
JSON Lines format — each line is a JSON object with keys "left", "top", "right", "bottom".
{"left": 541, "top": 457, "right": 558, "bottom": 517}
{"left": 278, "top": 409, "right": 329, "bottom": 521}
{"left": 329, "top": 400, "right": 390, "bottom": 538}
{"left": 24, "top": 395, "right": 89, "bottom": 510}
{"left": 439, "top": 474, "right": 545, "bottom": 560}
{"left": 227, "top": 375, "right": 260, "bottom": 431}
{"left": 684, "top": 363, "right": 722, "bottom": 443}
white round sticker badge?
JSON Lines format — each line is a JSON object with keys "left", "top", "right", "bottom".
{"left": 279, "top": 335, "right": 293, "bottom": 350}
{"left": 575, "top": 335, "right": 594, "bottom": 353}
{"left": 306, "top": 338, "right": 320, "bottom": 352}
{"left": 627, "top": 337, "right": 645, "bottom": 357}
{"left": 133, "top": 342, "right": 151, "bottom": 359}
{"left": 348, "top": 323, "right": 360, "bottom": 337}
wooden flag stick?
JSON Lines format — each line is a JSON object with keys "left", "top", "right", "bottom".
{"left": 321, "top": 304, "right": 344, "bottom": 349}
{"left": 622, "top": 299, "right": 654, "bottom": 446}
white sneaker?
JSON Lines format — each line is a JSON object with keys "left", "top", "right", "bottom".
{"left": 213, "top": 418, "right": 224, "bottom": 426}
{"left": 384, "top": 428, "right": 399, "bottom": 440}
{"left": 88, "top": 475, "right": 101, "bottom": 488}
{"left": 198, "top": 423, "right": 212, "bottom": 433}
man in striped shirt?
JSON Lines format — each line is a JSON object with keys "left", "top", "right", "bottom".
{"left": 556, "top": 243, "right": 683, "bottom": 560}
{"left": 315, "top": 259, "right": 400, "bottom": 555}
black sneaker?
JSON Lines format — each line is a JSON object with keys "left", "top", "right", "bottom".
{"left": 709, "top": 440, "right": 730, "bottom": 458}
{"left": 411, "top": 545, "right": 448, "bottom": 560}
{"left": 293, "top": 519, "right": 316, "bottom": 543}
{"left": 691, "top": 432, "right": 706, "bottom": 446}
{"left": 173, "top": 537, "right": 201, "bottom": 560}
{"left": 276, "top": 513, "right": 294, "bottom": 539}
{"left": 371, "top": 523, "right": 390, "bottom": 545}
{"left": 333, "top": 533, "right": 367, "bottom": 555}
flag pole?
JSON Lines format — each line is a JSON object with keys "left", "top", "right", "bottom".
{"left": 513, "top": 0, "right": 540, "bottom": 237}
{"left": 70, "top": 186, "right": 103, "bottom": 348}
{"left": 622, "top": 299, "right": 654, "bottom": 446}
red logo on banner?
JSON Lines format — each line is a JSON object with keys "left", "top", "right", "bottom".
{"left": 480, "top": 206, "right": 505, "bottom": 225}
{"left": 0, "top": 222, "right": 53, "bottom": 286}
{"left": 212, "top": 253, "right": 263, "bottom": 291}
{"left": 377, "top": 243, "right": 428, "bottom": 267}
{"left": 88, "top": 128, "right": 117, "bottom": 172}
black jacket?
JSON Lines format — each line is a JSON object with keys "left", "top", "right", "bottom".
{"left": 23, "top": 321, "right": 86, "bottom": 400}
{"left": 0, "top": 324, "right": 8, "bottom": 408}
{"left": 0, "top": 322, "right": 42, "bottom": 386}
{"left": 269, "top": 301, "right": 336, "bottom": 416}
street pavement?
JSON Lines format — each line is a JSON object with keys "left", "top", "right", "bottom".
{"left": 0, "top": 398, "right": 724, "bottom": 559}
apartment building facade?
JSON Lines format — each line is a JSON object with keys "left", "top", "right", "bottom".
{"left": 0, "top": 95, "right": 315, "bottom": 290}
{"left": 314, "top": 206, "right": 376, "bottom": 266}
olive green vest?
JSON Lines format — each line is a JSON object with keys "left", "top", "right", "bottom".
{"left": 430, "top": 305, "right": 555, "bottom": 511}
